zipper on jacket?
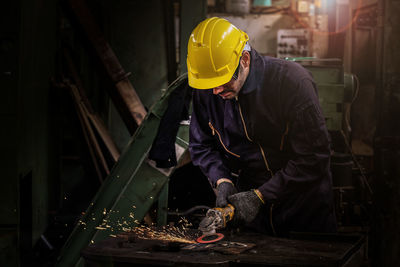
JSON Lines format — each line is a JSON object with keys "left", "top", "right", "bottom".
{"left": 235, "top": 96, "right": 253, "bottom": 142}
{"left": 235, "top": 96, "right": 274, "bottom": 177}
{"left": 269, "top": 203, "right": 277, "bottom": 236}
{"left": 208, "top": 122, "right": 240, "bottom": 158}
{"left": 258, "top": 144, "right": 274, "bottom": 177}
{"left": 279, "top": 122, "right": 290, "bottom": 151}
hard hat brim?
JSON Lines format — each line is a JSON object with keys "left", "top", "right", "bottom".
{"left": 187, "top": 69, "right": 235, "bottom": 90}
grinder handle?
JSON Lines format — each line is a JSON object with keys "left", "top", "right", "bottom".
{"left": 214, "top": 204, "right": 235, "bottom": 227}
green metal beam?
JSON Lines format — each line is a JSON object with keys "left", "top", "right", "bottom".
{"left": 157, "top": 183, "right": 169, "bottom": 226}
{"left": 56, "top": 75, "right": 189, "bottom": 267}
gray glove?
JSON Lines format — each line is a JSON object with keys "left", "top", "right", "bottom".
{"left": 215, "top": 182, "right": 237, "bottom": 207}
{"left": 227, "top": 190, "right": 263, "bottom": 224}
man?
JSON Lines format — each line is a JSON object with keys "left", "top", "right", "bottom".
{"left": 188, "top": 17, "right": 336, "bottom": 235}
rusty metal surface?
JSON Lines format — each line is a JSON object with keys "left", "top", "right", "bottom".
{"left": 82, "top": 232, "right": 365, "bottom": 266}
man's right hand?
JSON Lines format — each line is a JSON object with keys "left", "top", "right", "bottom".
{"left": 215, "top": 181, "right": 237, "bottom": 207}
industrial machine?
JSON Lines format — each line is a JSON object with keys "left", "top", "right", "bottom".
{"left": 277, "top": 29, "right": 311, "bottom": 59}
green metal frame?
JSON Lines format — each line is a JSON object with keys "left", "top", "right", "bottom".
{"left": 56, "top": 74, "right": 190, "bottom": 267}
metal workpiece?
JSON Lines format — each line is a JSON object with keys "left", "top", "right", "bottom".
{"left": 82, "top": 232, "right": 366, "bottom": 266}
{"left": 56, "top": 75, "right": 189, "bottom": 267}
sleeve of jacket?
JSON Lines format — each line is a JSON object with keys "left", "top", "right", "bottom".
{"left": 258, "top": 78, "right": 332, "bottom": 202}
{"left": 189, "top": 92, "right": 233, "bottom": 187}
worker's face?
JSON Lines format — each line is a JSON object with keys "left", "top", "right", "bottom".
{"left": 212, "top": 71, "right": 241, "bottom": 100}
{"left": 213, "top": 51, "right": 250, "bottom": 100}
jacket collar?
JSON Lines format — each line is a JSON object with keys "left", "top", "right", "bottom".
{"left": 239, "top": 49, "right": 265, "bottom": 95}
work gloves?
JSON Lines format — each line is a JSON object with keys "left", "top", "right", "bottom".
{"left": 227, "top": 190, "right": 264, "bottom": 224}
{"left": 215, "top": 182, "right": 237, "bottom": 207}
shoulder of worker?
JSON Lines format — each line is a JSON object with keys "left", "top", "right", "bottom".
{"left": 258, "top": 55, "right": 320, "bottom": 117}
{"left": 260, "top": 55, "right": 315, "bottom": 93}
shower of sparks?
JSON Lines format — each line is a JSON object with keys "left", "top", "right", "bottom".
{"left": 131, "top": 223, "right": 196, "bottom": 244}
{"left": 77, "top": 207, "right": 197, "bottom": 244}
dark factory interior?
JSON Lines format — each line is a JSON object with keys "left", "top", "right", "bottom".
{"left": 1, "top": 0, "right": 399, "bottom": 266}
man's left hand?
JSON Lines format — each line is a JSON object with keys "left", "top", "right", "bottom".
{"left": 227, "top": 190, "right": 264, "bottom": 224}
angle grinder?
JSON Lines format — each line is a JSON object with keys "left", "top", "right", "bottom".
{"left": 196, "top": 204, "right": 235, "bottom": 243}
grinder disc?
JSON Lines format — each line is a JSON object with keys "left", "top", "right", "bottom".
{"left": 196, "top": 233, "right": 224, "bottom": 244}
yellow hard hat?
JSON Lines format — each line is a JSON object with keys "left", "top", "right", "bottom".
{"left": 187, "top": 17, "right": 249, "bottom": 89}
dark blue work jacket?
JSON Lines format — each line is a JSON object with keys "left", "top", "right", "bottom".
{"left": 189, "top": 49, "right": 336, "bottom": 235}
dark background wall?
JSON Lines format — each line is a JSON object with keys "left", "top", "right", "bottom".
{"left": 0, "top": 0, "right": 57, "bottom": 265}
{"left": 372, "top": 0, "right": 400, "bottom": 265}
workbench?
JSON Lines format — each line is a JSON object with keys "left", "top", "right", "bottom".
{"left": 82, "top": 231, "right": 366, "bottom": 266}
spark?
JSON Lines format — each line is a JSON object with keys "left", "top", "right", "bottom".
{"left": 130, "top": 223, "right": 196, "bottom": 244}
